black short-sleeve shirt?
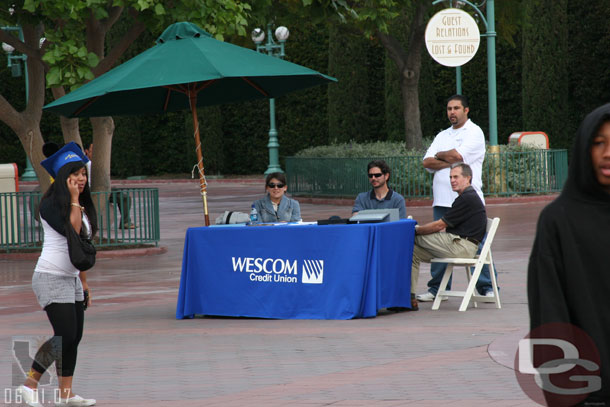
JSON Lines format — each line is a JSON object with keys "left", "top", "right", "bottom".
{"left": 441, "top": 186, "right": 486, "bottom": 242}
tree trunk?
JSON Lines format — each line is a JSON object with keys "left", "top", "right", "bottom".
{"left": 401, "top": 68, "right": 423, "bottom": 150}
{"left": 59, "top": 116, "right": 83, "bottom": 147}
{"left": 89, "top": 116, "right": 115, "bottom": 229}
{"left": 51, "top": 87, "right": 82, "bottom": 147}
{"left": 90, "top": 116, "right": 115, "bottom": 193}
{"left": 19, "top": 123, "right": 49, "bottom": 192}
{"left": 0, "top": 103, "right": 48, "bottom": 190}
{"left": 0, "top": 22, "right": 49, "bottom": 191}
{"left": 377, "top": 0, "right": 429, "bottom": 150}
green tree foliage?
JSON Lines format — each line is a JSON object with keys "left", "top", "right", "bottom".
{"left": 316, "top": 0, "right": 523, "bottom": 148}
{"left": 328, "top": 24, "right": 385, "bottom": 143}
{"left": 273, "top": 21, "right": 331, "bottom": 164}
{"left": 522, "top": 0, "right": 569, "bottom": 149}
{"left": 0, "top": 65, "right": 27, "bottom": 171}
{"left": 289, "top": 0, "right": 429, "bottom": 148}
{"left": 219, "top": 18, "right": 332, "bottom": 175}
{"left": 418, "top": 1, "right": 524, "bottom": 145}
{"left": 8, "top": 0, "right": 602, "bottom": 178}
{"left": 222, "top": 103, "right": 269, "bottom": 174}
{"left": 566, "top": 0, "right": 610, "bottom": 141}
{"left": 0, "top": 0, "right": 254, "bottom": 192}
{"left": 383, "top": 12, "right": 408, "bottom": 142}
{"left": 23, "top": 0, "right": 252, "bottom": 89}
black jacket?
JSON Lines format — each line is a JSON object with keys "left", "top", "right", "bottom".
{"left": 528, "top": 104, "right": 610, "bottom": 405}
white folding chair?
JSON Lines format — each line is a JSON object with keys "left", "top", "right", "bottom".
{"left": 431, "top": 217, "right": 501, "bottom": 311}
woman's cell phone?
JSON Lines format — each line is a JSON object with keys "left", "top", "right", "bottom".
{"left": 83, "top": 289, "right": 89, "bottom": 311}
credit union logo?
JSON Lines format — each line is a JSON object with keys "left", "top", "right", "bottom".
{"left": 302, "top": 260, "right": 323, "bottom": 284}
{"left": 231, "top": 256, "right": 324, "bottom": 285}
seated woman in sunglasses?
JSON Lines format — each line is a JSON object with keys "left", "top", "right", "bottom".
{"left": 252, "top": 172, "right": 302, "bottom": 222}
{"left": 352, "top": 160, "right": 407, "bottom": 219}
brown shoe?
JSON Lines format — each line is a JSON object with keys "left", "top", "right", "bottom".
{"left": 387, "top": 294, "right": 419, "bottom": 312}
{"left": 410, "top": 297, "right": 419, "bottom": 311}
{"left": 387, "top": 306, "right": 408, "bottom": 312}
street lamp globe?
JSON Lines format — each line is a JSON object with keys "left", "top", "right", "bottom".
{"left": 443, "top": 0, "right": 465, "bottom": 7}
{"left": 2, "top": 42, "right": 15, "bottom": 54}
{"left": 275, "top": 26, "right": 289, "bottom": 42}
{"left": 251, "top": 28, "right": 265, "bottom": 44}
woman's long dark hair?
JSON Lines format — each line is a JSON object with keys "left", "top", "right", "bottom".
{"left": 41, "top": 161, "right": 98, "bottom": 237}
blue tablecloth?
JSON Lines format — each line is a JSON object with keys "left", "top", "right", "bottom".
{"left": 176, "top": 219, "right": 416, "bottom": 319}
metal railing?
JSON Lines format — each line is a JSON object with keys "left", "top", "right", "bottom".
{"left": 482, "top": 150, "right": 568, "bottom": 195}
{"left": 0, "top": 188, "right": 160, "bottom": 252}
{"left": 285, "top": 149, "right": 568, "bottom": 198}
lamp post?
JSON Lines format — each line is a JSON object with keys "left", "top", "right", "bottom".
{"left": 2, "top": 25, "right": 38, "bottom": 181}
{"left": 434, "top": 0, "right": 498, "bottom": 151}
{"left": 252, "top": 24, "right": 289, "bottom": 175}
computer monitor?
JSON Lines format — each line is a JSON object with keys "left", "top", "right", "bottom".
{"left": 349, "top": 208, "right": 400, "bottom": 224}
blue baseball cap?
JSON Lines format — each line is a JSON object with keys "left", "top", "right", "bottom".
{"left": 41, "top": 141, "right": 90, "bottom": 179}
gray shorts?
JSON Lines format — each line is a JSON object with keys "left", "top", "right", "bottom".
{"left": 32, "top": 272, "right": 84, "bottom": 309}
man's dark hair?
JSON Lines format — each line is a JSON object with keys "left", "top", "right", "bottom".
{"left": 450, "top": 161, "right": 473, "bottom": 182}
{"left": 367, "top": 160, "right": 391, "bottom": 180}
{"left": 447, "top": 94, "right": 469, "bottom": 109}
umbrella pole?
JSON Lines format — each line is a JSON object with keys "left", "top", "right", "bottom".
{"left": 190, "top": 97, "right": 210, "bottom": 226}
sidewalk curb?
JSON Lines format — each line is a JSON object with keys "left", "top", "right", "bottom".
{"left": 0, "top": 246, "right": 167, "bottom": 261}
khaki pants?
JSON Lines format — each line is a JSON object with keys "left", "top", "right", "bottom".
{"left": 411, "top": 233, "right": 478, "bottom": 294}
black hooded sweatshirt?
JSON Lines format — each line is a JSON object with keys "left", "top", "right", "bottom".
{"left": 528, "top": 104, "right": 610, "bottom": 405}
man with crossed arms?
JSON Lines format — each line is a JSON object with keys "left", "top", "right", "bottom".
{"left": 417, "top": 94, "right": 495, "bottom": 302}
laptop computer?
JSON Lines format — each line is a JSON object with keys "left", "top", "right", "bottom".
{"left": 348, "top": 208, "right": 400, "bottom": 224}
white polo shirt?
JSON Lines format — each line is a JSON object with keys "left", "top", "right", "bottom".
{"left": 424, "top": 119, "right": 485, "bottom": 208}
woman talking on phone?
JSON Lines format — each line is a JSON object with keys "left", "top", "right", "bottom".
{"left": 17, "top": 142, "right": 97, "bottom": 407}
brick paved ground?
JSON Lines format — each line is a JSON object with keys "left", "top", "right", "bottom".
{"left": 0, "top": 179, "right": 550, "bottom": 406}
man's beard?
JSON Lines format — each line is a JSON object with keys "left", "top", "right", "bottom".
{"left": 373, "top": 180, "right": 386, "bottom": 189}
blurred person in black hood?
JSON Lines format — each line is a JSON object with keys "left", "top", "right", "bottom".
{"left": 528, "top": 103, "right": 610, "bottom": 406}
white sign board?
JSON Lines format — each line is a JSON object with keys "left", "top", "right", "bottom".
{"left": 425, "top": 8, "right": 480, "bottom": 67}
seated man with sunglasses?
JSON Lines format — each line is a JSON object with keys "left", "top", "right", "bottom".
{"left": 253, "top": 172, "right": 302, "bottom": 223}
{"left": 352, "top": 160, "right": 407, "bottom": 219}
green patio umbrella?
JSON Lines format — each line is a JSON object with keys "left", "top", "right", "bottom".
{"left": 44, "top": 22, "right": 336, "bottom": 225}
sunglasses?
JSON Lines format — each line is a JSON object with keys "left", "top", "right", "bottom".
{"left": 368, "top": 173, "right": 384, "bottom": 178}
{"left": 267, "top": 183, "right": 285, "bottom": 189}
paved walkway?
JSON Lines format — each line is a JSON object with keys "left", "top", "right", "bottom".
{"left": 0, "top": 179, "right": 552, "bottom": 406}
